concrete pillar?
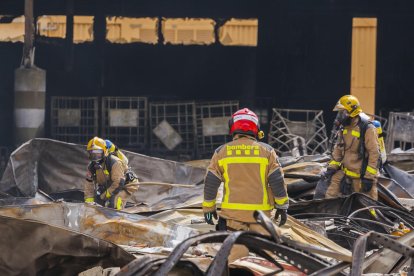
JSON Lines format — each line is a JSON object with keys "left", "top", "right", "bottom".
{"left": 14, "top": 67, "right": 46, "bottom": 146}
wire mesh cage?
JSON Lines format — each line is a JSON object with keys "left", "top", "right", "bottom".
{"left": 268, "top": 108, "right": 328, "bottom": 157}
{"left": 101, "top": 97, "right": 148, "bottom": 151}
{"left": 149, "top": 101, "right": 197, "bottom": 160}
{"left": 196, "top": 101, "right": 239, "bottom": 158}
{"left": 51, "top": 97, "right": 99, "bottom": 144}
{"left": 386, "top": 112, "right": 414, "bottom": 152}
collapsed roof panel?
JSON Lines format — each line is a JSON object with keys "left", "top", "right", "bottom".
{"left": 0, "top": 138, "right": 206, "bottom": 197}
{"left": 0, "top": 214, "right": 134, "bottom": 275}
{"left": 0, "top": 138, "right": 413, "bottom": 274}
{"left": 0, "top": 202, "right": 199, "bottom": 248}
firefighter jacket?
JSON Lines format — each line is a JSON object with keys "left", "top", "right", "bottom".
{"left": 84, "top": 154, "right": 138, "bottom": 202}
{"left": 202, "top": 135, "right": 288, "bottom": 223}
{"left": 328, "top": 116, "right": 380, "bottom": 180}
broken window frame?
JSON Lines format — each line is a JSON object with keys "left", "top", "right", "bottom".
{"left": 105, "top": 16, "right": 158, "bottom": 44}
{"left": 162, "top": 17, "right": 216, "bottom": 45}
{"left": 219, "top": 18, "right": 258, "bottom": 47}
{"left": 73, "top": 15, "right": 94, "bottom": 43}
{"left": 36, "top": 15, "right": 66, "bottom": 39}
{"left": 0, "top": 15, "right": 25, "bottom": 42}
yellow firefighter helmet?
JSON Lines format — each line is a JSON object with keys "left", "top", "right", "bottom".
{"left": 87, "top": 137, "right": 108, "bottom": 161}
{"left": 333, "top": 95, "right": 362, "bottom": 118}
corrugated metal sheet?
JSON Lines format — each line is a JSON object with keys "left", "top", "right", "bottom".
{"left": 0, "top": 202, "right": 200, "bottom": 248}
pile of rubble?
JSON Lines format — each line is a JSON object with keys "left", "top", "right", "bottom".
{"left": 0, "top": 139, "right": 414, "bottom": 275}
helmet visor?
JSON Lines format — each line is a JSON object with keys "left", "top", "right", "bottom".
{"left": 88, "top": 149, "right": 104, "bottom": 161}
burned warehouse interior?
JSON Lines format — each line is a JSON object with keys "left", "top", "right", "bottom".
{"left": 0, "top": 0, "right": 413, "bottom": 149}
{"left": 1, "top": 0, "right": 414, "bottom": 275}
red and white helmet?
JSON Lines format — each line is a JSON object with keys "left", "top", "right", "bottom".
{"left": 229, "top": 108, "right": 260, "bottom": 136}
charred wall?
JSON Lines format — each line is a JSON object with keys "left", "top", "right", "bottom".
{"left": 257, "top": 0, "right": 414, "bottom": 126}
{"left": 0, "top": 44, "right": 20, "bottom": 146}
{"left": 2, "top": 0, "right": 414, "bottom": 146}
{"left": 0, "top": 42, "right": 257, "bottom": 145}
{"left": 35, "top": 43, "right": 257, "bottom": 100}
{"left": 376, "top": 14, "right": 414, "bottom": 114}
{"left": 0, "top": 1, "right": 260, "bottom": 146}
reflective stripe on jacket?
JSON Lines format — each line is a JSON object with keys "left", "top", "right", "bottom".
{"left": 328, "top": 116, "right": 380, "bottom": 180}
{"left": 203, "top": 135, "right": 288, "bottom": 223}
{"left": 84, "top": 155, "right": 138, "bottom": 201}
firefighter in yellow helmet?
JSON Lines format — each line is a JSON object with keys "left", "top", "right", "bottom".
{"left": 84, "top": 137, "right": 139, "bottom": 210}
{"left": 318, "top": 95, "right": 380, "bottom": 200}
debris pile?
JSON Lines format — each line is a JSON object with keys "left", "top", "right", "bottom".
{"left": 1, "top": 138, "right": 414, "bottom": 275}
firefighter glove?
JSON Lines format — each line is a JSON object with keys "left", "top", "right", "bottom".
{"left": 322, "top": 167, "right": 336, "bottom": 180}
{"left": 275, "top": 208, "right": 287, "bottom": 227}
{"left": 204, "top": 210, "right": 218, "bottom": 225}
{"left": 361, "top": 178, "right": 374, "bottom": 192}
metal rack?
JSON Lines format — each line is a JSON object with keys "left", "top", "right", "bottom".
{"left": 149, "top": 101, "right": 197, "bottom": 160}
{"left": 386, "top": 112, "right": 414, "bottom": 152}
{"left": 50, "top": 97, "right": 99, "bottom": 144}
{"left": 196, "top": 101, "right": 239, "bottom": 158}
{"left": 268, "top": 108, "right": 328, "bottom": 157}
{"left": 101, "top": 97, "right": 148, "bottom": 151}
